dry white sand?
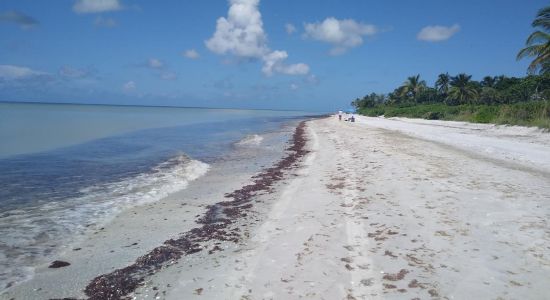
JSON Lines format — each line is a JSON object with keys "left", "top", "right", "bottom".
{"left": 3, "top": 116, "right": 549, "bottom": 299}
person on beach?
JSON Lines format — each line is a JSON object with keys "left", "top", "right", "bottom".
{"left": 338, "top": 110, "right": 342, "bottom": 121}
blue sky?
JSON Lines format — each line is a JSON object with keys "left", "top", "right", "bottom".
{"left": 0, "top": 0, "right": 547, "bottom": 111}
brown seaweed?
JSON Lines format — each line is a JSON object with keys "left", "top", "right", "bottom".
{"left": 83, "top": 121, "right": 310, "bottom": 300}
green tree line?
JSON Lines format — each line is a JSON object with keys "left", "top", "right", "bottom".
{"left": 352, "top": 5, "right": 550, "bottom": 128}
{"left": 352, "top": 73, "right": 550, "bottom": 108}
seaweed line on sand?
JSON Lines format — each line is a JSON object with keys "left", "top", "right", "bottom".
{"left": 82, "top": 121, "right": 310, "bottom": 300}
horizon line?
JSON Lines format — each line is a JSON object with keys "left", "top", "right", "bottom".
{"left": 0, "top": 100, "right": 327, "bottom": 113}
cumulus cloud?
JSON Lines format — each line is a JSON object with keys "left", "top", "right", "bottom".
{"left": 261, "top": 50, "right": 309, "bottom": 76}
{"left": 304, "top": 74, "right": 319, "bottom": 85}
{"left": 417, "top": 24, "right": 460, "bottom": 42}
{"left": 139, "top": 58, "right": 178, "bottom": 80}
{"left": 58, "top": 66, "right": 94, "bottom": 79}
{"left": 0, "top": 65, "right": 47, "bottom": 80}
{"left": 0, "top": 11, "right": 38, "bottom": 29}
{"left": 73, "top": 0, "right": 122, "bottom": 14}
{"left": 285, "top": 23, "right": 296, "bottom": 35}
{"left": 206, "top": 0, "right": 309, "bottom": 76}
{"left": 182, "top": 49, "right": 200, "bottom": 59}
{"left": 122, "top": 80, "right": 136, "bottom": 91}
{"left": 148, "top": 58, "right": 164, "bottom": 69}
{"left": 304, "top": 17, "right": 377, "bottom": 55}
{"left": 94, "top": 16, "right": 117, "bottom": 28}
{"left": 206, "top": 0, "right": 267, "bottom": 58}
{"left": 160, "top": 72, "right": 177, "bottom": 80}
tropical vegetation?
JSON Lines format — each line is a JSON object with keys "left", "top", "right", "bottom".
{"left": 352, "top": 6, "right": 550, "bottom": 129}
{"left": 517, "top": 6, "right": 550, "bottom": 74}
{"left": 352, "top": 73, "right": 550, "bottom": 128}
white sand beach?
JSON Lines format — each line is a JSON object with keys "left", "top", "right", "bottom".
{"left": 4, "top": 116, "right": 550, "bottom": 299}
{"left": 152, "top": 116, "right": 549, "bottom": 300}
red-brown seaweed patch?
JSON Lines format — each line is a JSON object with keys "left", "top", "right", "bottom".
{"left": 384, "top": 250, "right": 398, "bottom": 258}
{"left": 49, "top": 261, "right": 70, "bottom": 268}
{"left": 83, "top": 121, "right": 310, "bottom": 300}
{"left": 383, "top": 269, "right": 409, "bottom": 281}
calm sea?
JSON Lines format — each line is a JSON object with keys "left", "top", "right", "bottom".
{"left": 0, "top": 102, "right": 315, "bottom": 291}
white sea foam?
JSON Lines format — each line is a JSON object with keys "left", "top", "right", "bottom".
{"left": 0, "top": 155, "right": 209, "bottom": 292}
{"left": 236, "top": 134, "right": 264, "bottom": 146}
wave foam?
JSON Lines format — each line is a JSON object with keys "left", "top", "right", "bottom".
{"left": 235, "top": 134, "right": 264, "bottom": 146}
{"left": 0, "top": 155, "right": 209, "bottom": 292}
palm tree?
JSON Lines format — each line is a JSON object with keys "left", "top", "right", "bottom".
{"left": 481, "top": 76, "right": 496, "bottom": 88}
{"left": 399, "top": 74, "right": 426, "bottom": 101}
{"left": 448, "top": 73, "right": 478, "bottom": 104}
{"left": 435, "top": 73, "right": 450, "bottom": 95}
{"left": 517, "top": 6, "right": 550, "bottom": 74}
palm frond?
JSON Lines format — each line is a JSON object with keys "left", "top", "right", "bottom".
{"left": 533, "top": 6, "right": 550, "bottom": 30}
{"left": 528, "top": 51, "right": 550, "bottom": 74}
{"left": 517, "top": 44, "right": 545, "bottom": 60}
{"left": 525, "top": 31, "right": 550, "bottom": 46}
{"left": 520, "top": 6, "right": 550, "bottom": 74}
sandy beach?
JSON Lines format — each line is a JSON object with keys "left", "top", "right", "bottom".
{"left": 3, "top": 116, "right": 550, "bottom": 300}
{"left": 3, "top": 0, "right": 550, "bottom": 298}
{"left": 162, "top": 116, "right": 548, "bottom": 300}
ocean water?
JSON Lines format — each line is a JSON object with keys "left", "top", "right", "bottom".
{"left": 0, "top": 102, "right": 314, "bottom": 291}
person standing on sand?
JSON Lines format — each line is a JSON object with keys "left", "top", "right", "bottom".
{"left": 338, "top": 110, "right": 342, "bottom": 121}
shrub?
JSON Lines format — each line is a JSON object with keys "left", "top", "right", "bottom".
{"left": 471, "top": 106, "right": 497, "bottom": 123}
{"left": 357, "top": 101, "right": 550, "bottom": 129}
{"left": 423, "top": 111, "right": 444, "bottom": 120}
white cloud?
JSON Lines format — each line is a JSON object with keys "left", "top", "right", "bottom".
{"left": 0, "top": 65, "right": 47, "bottom": 80}
{"left": 290, "top": 83, "right": 299, "bottom": 90}
{"left": 417, "top": 24, "right": 460, "bottom": 42}
{"left": 122, "top": 80, "right": 136, "bottom": 91}
{"left": 148, "top": 58, "right": 164, "bottom": 69}
{"left": 94, "top": 16, "right": 117, "bottom": 28}
{"left": 139, "top": 58, "right": 179, "bottom": 80}
{"left": 261, "top": 50, "right": 309, "bottom": 76}
{"left": 304, "top": 74, "right": 319, "bottom": 85}
{"left": 206, "top": 0, "right": 309, "bottom": 76}
{"left": 206, "top": 0, "right": 267, "bottom": 58}
{"left": 73, "top": 0, "right": 122, "bottom": 14}
{"left": 285, "top": 23, "right": 296, "bottom": 35}
{"left": 0, "top": 11, "right": 38, "bottom": 29}
{"left": 58, "top": 66, "right": 91, "bottom": 79}
{"left": 183, "top": 49, "right": 200, "bottom": 59}
{"left": 160, "top": 72, "right": 177, "bottom": 80}
{"left": 304, "top": 17, "right": 377, "bottom": 55}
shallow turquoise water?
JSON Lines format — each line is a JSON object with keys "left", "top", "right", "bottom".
{"left": 0, "top": 102, "right": 316, "bottom": 290}
{"left": 0, "top": 102, "right": 311, "bottom": 158}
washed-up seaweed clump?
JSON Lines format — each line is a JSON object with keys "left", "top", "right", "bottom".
{"left": 83, "top": 121, "right": 310, "bottom": 300}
